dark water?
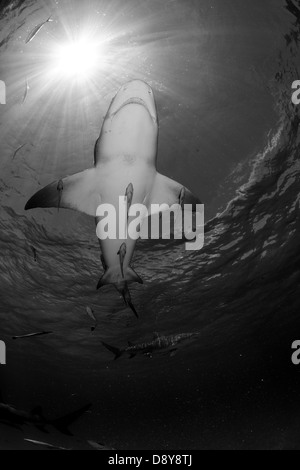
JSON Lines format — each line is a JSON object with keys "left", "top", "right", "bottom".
{"left": 0, "top": 0, "right": 300, "bottom": 450}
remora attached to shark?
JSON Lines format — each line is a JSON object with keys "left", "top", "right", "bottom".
{"left": 25, "top": 80, "right": 201, "bottom": 315}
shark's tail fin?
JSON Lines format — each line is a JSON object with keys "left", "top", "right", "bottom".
{"left": 51, "top": 404, "right": 92, "bottom": 436}
{"left": 101, "top": 342, "right": 123, "bottom": 360}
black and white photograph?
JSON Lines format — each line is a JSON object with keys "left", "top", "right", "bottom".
{"left": 0, "top": 0, "right": 300, "bottom": 453}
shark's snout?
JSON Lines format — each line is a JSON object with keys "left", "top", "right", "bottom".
{"left": 109, "top": 80, "right": 157, "bottom": 122}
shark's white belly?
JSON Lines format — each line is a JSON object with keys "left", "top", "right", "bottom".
{"left": 96, "top": 161, "right": 156, "bottom": 271}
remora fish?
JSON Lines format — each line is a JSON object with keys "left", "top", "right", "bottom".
{"left": 31, "top": 245, "right": 38, "bottom": 262}
{"left": 25, "top": 80, "right": 201, "bottom": 316}
{"left": 102, "top": 332, "right": 200, "bottom": 360}
{"left": 88, "top": 440, "right": 116, "bottom": 451}
{"left": 24, "top": 439, "right": 71, "bottom": 451}
{"left": 0, "top": 395, "right": 91, "bottom": 435}
{"left": 57, "top": 179, "right": 63, "bottom": 212}
{"left": 86, "top": 306, "right": 97, "bottom": 331}
{"left": 22, "top": 78, "right": 30, "bottom": 104}
{"left": 25, "top": 15, "right": 53, "bottom": 44}
{"left": 12, "top": 331, "right": 52, "bottom": 340}
{"left": 12, "top": 143, "right": 26, "bottom": 160}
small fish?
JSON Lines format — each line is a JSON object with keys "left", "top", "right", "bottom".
{"left": 12, "top": 331, "right": 53, "bottom": 340}
{"left": 88, "top": 440, "right": 115, "bottom": 451}
{"left": 24, "top": 439, "right": 71, "bottom": 451}
{"left": 125, "top": 183, "right": 134, "bottom": 219}
{"left": 117, "top": 243, "right": 127, "bottom": 278}
{"left": 86, "top": 307, "right": 97, "bottom": 332}
{"left": 121, "top": 285, "right": 139, "bottom": 319}
{"left": 12, "top": 143, "right": 26, "bottom": 160}
{"left": 22, "top": 78, "right": 29, "bottom": 104}
{"left": 179, "top": 187, "right": 185, "bottom": 209}
{"left": 57, "top": 179, "right": 63, "bottom": 212}
{"left": 25, "top": 15, "right": 53, "bottom": 44}
{"left": 31, "top": 246, "right": 38, "bottom": 262}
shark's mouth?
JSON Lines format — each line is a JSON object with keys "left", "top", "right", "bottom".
{"left": 111, "top": 97, "right": 157, "bottom": 122}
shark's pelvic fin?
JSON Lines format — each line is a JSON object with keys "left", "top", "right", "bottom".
{"left": 126, "top": 267, "right": 143, "bottom": 285}
{"left": 25, "top": 168, "right": 100, "bottom": 217}
{"left": 97, "top": 266, "right": 143, "bottom": 289}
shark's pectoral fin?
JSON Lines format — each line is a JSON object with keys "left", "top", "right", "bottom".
{"left": 148, "top": 173, "right": 201, "bottom": 214}
{"left": 25, "top": 168, "right": 100, "bottom": 217}
{"left": 141, "top": 173, "right": 201, "bottom": 239}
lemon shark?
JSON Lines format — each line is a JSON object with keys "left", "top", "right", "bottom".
{"left": 25, "top": 80, "right": 200, "bottom": 316}
{"left": 102, "top": 331, "right": 200, "bottom": 360}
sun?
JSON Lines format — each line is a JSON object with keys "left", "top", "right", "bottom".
{"left": 52, "top": 38, "right": 104, "bottom": 81}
